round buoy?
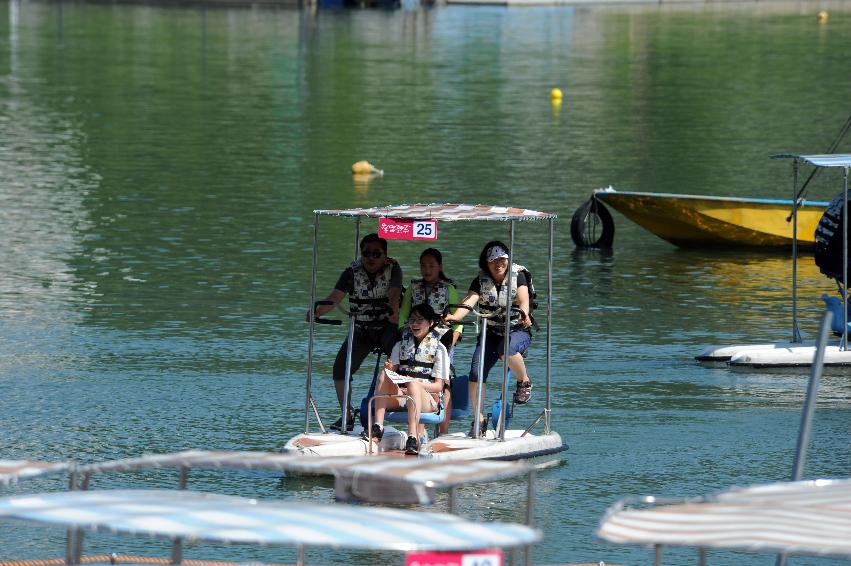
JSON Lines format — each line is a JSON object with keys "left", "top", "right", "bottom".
{"left": 817, "top": 10, "right": 828, "bottom": 23}
{"left": 570, "top": 198, "right": 615, "bottom": 248}
{"left": 352, "top": 160, "right": 383, "bottom": 176}
{"left": 550, "top": 88, "right": 563, "bottom": 102}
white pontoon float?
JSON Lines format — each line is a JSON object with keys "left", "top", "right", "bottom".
{"left": 696, "top": 154, "right": 851, "bottom": 368}
{"left": 284, "top": 203, "right": 565, "bottom": 460}
{"left": 0, "top": 489, "right": 540, "bottom": 566}
{"left": 0, "top": 460, "right": 73, "bottom": 486}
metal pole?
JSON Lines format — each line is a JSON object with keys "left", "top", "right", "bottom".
{"left": 654, "top": 544, "right": 662, "bottom": 566}
{"left": 448, "top": 487, "right": 457, "bottom": 514}
{"left": 498, "top": 221, "right": 515, "bottom": 441}
{"left": 792, "top": 160, "right": 801, "bottom": 342}
{"left": 297, "top": 545, "right": 305, "bottom": 566}
{"left": 776, "top": 310, "right": 831, "bottom": 566}
{"left": 341, "top": 221, "right": 361, "bottom": 434}
{"left": 844, "top": 168, "right": 849, "bottom": 351}
{"left": 473, "top": 319, "right": 488, "bottom": 438}
{"left": 792, "top": 310, "right": 830, "bottom": 480}
{"left": 305, "top": 213, "right": 319, "bottom": 433}
{"left": 546, "top": 217, "right": 553, "bottom": 433}
{"left": 524, "top": 469, "right": 536, "bottom": 565}
{"left": 698, "top": 548, "right": 706, "bottom": 566}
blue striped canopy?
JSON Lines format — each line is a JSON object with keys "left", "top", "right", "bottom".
{"left": 773, "top": 154, "right": 851, "bottom": 168}
{"left": 0, "top": 490, "right": 540, "bottom": 551}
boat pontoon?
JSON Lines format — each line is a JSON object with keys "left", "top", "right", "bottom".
{"left": 283, "top": 203, "right": 566, "bottom": 460}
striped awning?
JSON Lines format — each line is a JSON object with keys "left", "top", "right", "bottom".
{"left": 314, "top": 203, "right": 557, "bottom": 222}
{"left": 0, "top": 460, "right": 72, "bottom": 486}
{"left": 597, "top": 479, "right": 851, "bottom": 558}
{"left": 772, "top": 154, "right": 851, "bottom": 168}
{"left": 77, "top": 450, "right": 530, "bottom": 488}
{"left": 0, "top": 490, "right": 541, "bottom": 551}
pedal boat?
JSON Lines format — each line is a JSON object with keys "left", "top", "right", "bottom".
{"left": 695, "top": 154, "right": 851, "bottom": 368}
{"left": 283, "top": 203, "right": 566, "bottom": 461}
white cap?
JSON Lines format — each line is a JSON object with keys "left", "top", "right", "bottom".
{"left": 487, "top": 246, "right": 509, "bottom": 262}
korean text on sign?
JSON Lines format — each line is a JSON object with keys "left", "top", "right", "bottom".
{"left": 378, "top": 218, "right": 438, "bottom": 241}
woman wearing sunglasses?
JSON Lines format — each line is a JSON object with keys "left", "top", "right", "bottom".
{"left": 368, "top": 303, "right": 449, "bottom": 456}
{"left": 312, "top": 233, "right": 403, "bottom": 431}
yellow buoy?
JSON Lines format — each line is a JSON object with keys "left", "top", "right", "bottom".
{"left": 817, "top": 10, "right": 828, "bottom": 23}
{"left": 351, "top": 160, "right": 383, "bottom": 176}
{"left": 550, "top": 88, "right": 563, "bottom": 101}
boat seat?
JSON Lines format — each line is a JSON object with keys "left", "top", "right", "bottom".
{"left": 384, "top": 398, "right": 445, "bottom": 425}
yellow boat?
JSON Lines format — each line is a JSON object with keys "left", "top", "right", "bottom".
{"left": 570, "top": 187, "right": 829, "bottom": 249}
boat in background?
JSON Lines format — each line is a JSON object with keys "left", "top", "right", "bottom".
{"left": 571, "top": 187, "right": 828, "bottom": 249}
{"left": 695, "top": 153, "right": 851, "bottom": 368}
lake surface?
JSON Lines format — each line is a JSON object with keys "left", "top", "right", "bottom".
{"left": 1, "top": 0, "right": 851, "bottom": 564}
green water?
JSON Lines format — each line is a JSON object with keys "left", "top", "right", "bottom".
{"left": 2, "top": 1, "right": 851, "bottom": 564}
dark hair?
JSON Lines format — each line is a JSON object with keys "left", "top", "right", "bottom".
{"left": 409, "top": 302, "right": 440, "bottom": 322}
{"left": 478, "top": 240, "right": 510, "bottom": 272}
{"left": 420, "top": 248, "right": 451, "bottom": 283}
{"left": 360, "top": 233, "right": 387, "bottom": 254}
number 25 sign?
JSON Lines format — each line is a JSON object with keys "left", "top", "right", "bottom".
{"left": 379, "top": 217, "right": 438, "bottom": 241}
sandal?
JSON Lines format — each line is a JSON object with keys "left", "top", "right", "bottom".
{"left": 404, "top": 435, "right": 419, "bottom": 456}
{"left": 513, "top": 380, "right": 532, "bottom": 405}
{"left": 361, "top": 423, "right": 383, "bottom": 442}
{"left": 468, "top": 417, "right": 487, "bottom": 438}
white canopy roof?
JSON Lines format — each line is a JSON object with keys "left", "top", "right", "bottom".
{"left": 315, "top": 203, "right": 557, "bottom": 222}
{"left": 773, "top": 154, "right": 851, "bottom": 168}
{"left": 0, "top": 460, "right": 72, "bottom": 486}
{"left": 77, "top": 450, "right": 530, "bottom": 488}
{"left": 0, "top": 490, "right": 541, "bottom": 551}
{"left": 597, "top": 478, "right": 851, "bottom": 558}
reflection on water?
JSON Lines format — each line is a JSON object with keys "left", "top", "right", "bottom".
{"left": 2, "top": 2, "right": 851, "bottom": 565}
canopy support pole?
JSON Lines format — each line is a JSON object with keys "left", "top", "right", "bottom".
{"left": 844, "top": 167, "right": 849, "bottom": 351}
{"left": 776, "top": 309, "right": 831, "bottom": 566}
{"left": 340, "top": 219, "right": 362, "bottom": 434}
{"left": 305, "top": 213, "right": 320, "bottom": 434}
{"left": 524, "top": 469, "right": 536, "bottom": 565}
{"left": 791, "top": 159, "right": 802, "bottom": 343}
{"left": 498, "top": 221, "right": 516, "bottom": 441}
{"left": 546, "top": 217, "right": 554, "bottom": 433}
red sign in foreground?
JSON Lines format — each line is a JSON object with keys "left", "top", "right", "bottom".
{"left": 405, "top": 550, "right": 502, "bottom": 566}
{"left": 378, "top": 217, "right": 438, "bottom": 241}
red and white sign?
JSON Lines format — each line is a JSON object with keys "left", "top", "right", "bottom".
{"left": 405, "top": 550, "right": 502, "bottom": 566}
{"left": 378, "top": 217, "right": 438, "bottom": 241}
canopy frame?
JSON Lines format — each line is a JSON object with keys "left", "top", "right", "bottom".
{"left": 304, "top": 203, "right": 558, "bottom": 442}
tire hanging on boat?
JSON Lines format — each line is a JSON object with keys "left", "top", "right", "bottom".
{"left": 570, "top": 197, "right": 615, "bottom": 248}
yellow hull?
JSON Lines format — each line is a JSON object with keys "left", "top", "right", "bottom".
{"left": 595, "top": 190, "right": 828, "bottom": 249}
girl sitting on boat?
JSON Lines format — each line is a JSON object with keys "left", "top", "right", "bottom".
{"left": 398, "top": 248, "right": 463, "bottom": 435}
{"left": 367, "top": 303, "right": 450, "bottom": 455}
{"left": 444, "top": 241, "right": 533, "bottom": 437}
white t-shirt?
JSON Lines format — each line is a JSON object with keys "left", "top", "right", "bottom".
{"left": 389, "top": 341, "right": 450, "bottom": 383}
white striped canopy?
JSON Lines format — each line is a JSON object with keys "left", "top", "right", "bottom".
{"left": 315, "top": 203, "right": 557, "bottom": 222}
{"left": 0, "top": 460, "right": 72, "bottom": 486}
{"left": 0, "top": 490, "right": 541, "bottom": 551}
{"left": 77, "top": 450, "right": 530, "bottom": 488}
{"left": 773, "top": 154, "right": 851, "bottom": 168}
{"left": 597, "top": 478, "right": 851, "bottom": 558}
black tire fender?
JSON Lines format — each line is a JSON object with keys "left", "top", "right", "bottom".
{"left": 570, "top": 197, "right": 615, "bottom": 248}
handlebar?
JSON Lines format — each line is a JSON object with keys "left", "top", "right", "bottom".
{"left": 312, "top": 300, "right": 343, "bottom": 326}
{"left": 443, "top": 303, "right": 527, "bottom": 322}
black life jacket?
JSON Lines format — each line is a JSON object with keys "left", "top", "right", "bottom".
{"left": 814, "top": 191, "right": 851, "bottom": 283}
